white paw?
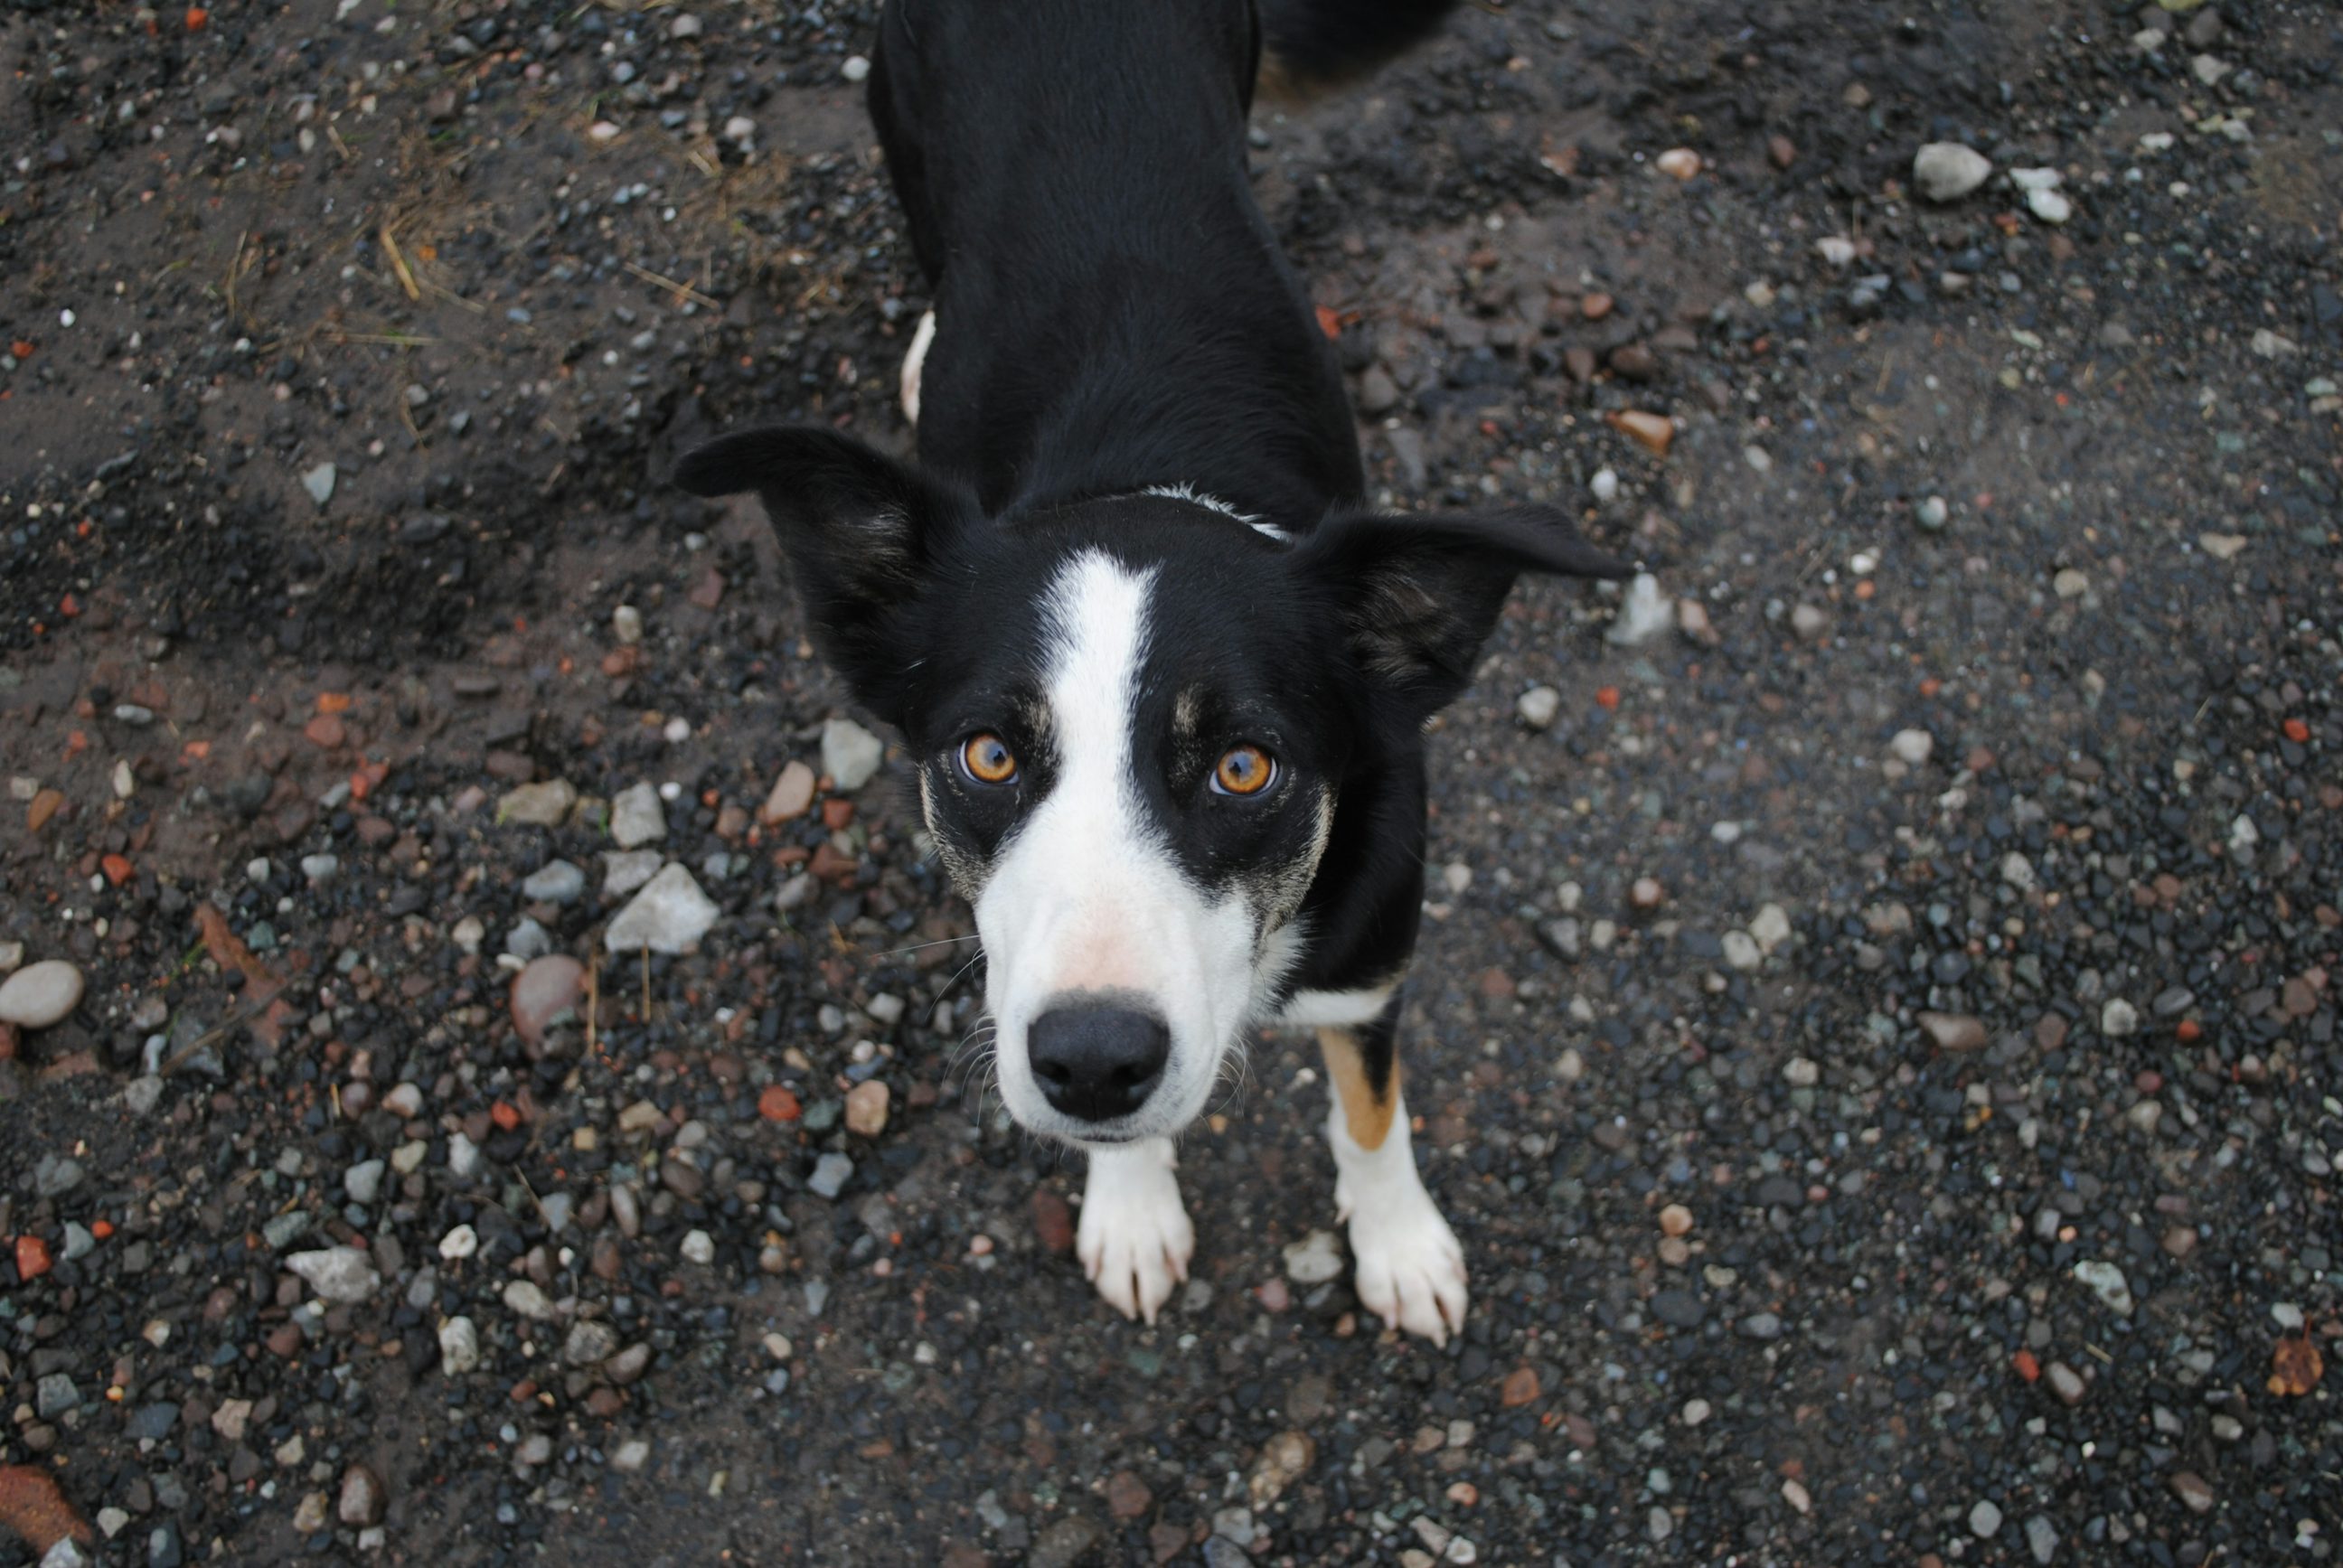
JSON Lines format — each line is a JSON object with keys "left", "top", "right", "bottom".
{"left": 1346, "top": 1190, "right": 1468, "bottom": 1347}
{"left": 1076, "top": 1149, "right": 1193, "bottom": 1325}
{"left": 899, "top": 308, "right": 936, "bottom": 426}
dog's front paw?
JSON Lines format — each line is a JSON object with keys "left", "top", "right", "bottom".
{"left": 1076, "top": 1143, "right": 1194, "bottom": 1325}
{"left": 1346, "top": 1191, "right": 1468, "bottom": 1347}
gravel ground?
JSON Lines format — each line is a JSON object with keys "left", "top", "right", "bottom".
{"left": 3, "top": 0, "right": 2340, "bottom": 1563}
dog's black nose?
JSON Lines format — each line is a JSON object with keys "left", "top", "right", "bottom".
{"left": 1027, "top": 1003, "right": 1171, "bottom": 1122}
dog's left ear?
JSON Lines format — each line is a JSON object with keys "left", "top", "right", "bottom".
{"left": 1298, "top": 504, "right": 1630, "bottom": 719}
{"left": 673, "top": 426, "right": 976, "bottom": 726}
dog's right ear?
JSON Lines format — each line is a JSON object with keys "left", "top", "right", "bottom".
{"left": 673, "top": 427, "right": 976, "bottom": 725}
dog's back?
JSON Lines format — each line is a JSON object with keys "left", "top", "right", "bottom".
{"left": 869, "top": 0, "right": 1456, "bottom": 524}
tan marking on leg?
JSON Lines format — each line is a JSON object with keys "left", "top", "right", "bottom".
{"left": 1318, "top": 1025, "right": 1397, "bottom": 1151}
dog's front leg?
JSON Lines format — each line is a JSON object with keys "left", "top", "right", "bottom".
{"left": 1320, "top": 1017, "right": 1468, "bottom": 1346}
{"left": 1075, "top": 1136, "right": 1194, "bottom": 1325}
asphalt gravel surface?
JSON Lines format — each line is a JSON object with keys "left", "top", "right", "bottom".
{"left": 1, "top": 0, "right": 2339, "bottom": 1563}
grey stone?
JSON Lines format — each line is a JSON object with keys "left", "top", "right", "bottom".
{"left": 602, "top": 849, "right": 663, "bottom": 897}
{"left": 605, "top": 864, "right": 720, "bottom": 954}
{"left": 301, "top": 462, "right": 337, "bottom": 506}
{"left": 343, "top": 1159, "right": 386, "bottom": 1206}
{"left": 35, "top": 1373, "right": 80, "bottom": 1418}
{"left": 33, "top": 1153, "right": 85, "bottom": 1198}
{"left": 126, "top": 1402, "right": 179, "bottom": 1441}
{"left": 809, "top": 1151, "right": 855, "bottom": 1199}
{"left": 563, "top": 1319, "right": 621, "bottom": 1366}
{"left": 504, "top": 916, "right": 552, "bottom": 962}
{"left": 1028, "top": 1515, "right": 1106, "bottom": 1568}
{"left": 610, "top": 782, "right": 667, "bottom": 848}
{"left": 522, "top": 859, "right": 588, "bottom": 904}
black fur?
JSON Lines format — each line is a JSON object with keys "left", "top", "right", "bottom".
{"left": 868, "top": 0, "right": 1358, "bottom": 523}
{"left": 1257, "top": 0, "right": 1463, "bottom": 92}
{"left": 674, "top": 0, "right": 1626, "bottom": 1008}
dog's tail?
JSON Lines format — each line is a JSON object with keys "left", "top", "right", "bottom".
{"left": 1256, "top": 0, "right": 1463, "bottom": 97}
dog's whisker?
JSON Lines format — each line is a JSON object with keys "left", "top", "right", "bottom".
{"left": 927, "top": 951, "right": 989, "bottom": 1025}
{"left": 869, "top": 933, "right": 983, "bottom": 961}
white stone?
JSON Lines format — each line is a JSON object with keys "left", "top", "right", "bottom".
{"left": 1888, "top": 728, "right": 1934, "bottom": 765}
{"left": 0, "top": 959, "right": 84, "bottom": 1028}
{"left": 438, "top": 1315, "right": 481, "bottom": 1375}
{"left": 822, "top": 718, "right": 886, "bottom": 792}
{"left": 1606, "top": 572, "right": 1671, "bottom": 647}
{"left": 1749, "top": 904, "right": 1793, "bottom": 955}
{"left": 1914, "top": 142, "right": 1992, "bottom": 202}
{"left": 2026, "top": 186, "right": 2073, "bottom": 224}
{"left": 680, "top": 1229, "right": 715, "bottom": 1265}
{"left": 1721, "top": 932, "right": 1762, "bottom": 972}
{"left": 503, "top": 1280, "right": 557, "bottom": 1320}
{"left": 286, "top": 1246, "right": 380, "bottom": 1304}
{"left": 1516, "top": 686, "right": 1561, "bottom": 730}
{"left": 1282, "top": 1228, "right": 1345, "bottom": 1284}
{"left": 2101, "top": 998, "right": 2140, "bottom": 1038}
{"left": 2074, "top": 1259, "right": 2134, "bottom": 1315}
{"left": 301, "top": 462, "right": 337, "bottom": 506}
{"left": 611, "top": 782, "right": 666, "bottom": 848}
{"left": 606, "top": 863, "right": 721, "bottom": 954}
{"left": 438, "top": 1224, "right": 479, "bottom": 1261}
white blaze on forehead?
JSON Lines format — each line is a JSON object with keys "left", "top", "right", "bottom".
{"left": 974, "top": 549, "right": 1264, "bottom": 1141}
{"left": 1011, "top": 549, "right": 1167, "bottom": 993}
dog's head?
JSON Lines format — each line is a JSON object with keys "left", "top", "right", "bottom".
{"left": 675, "top": 427, "right": 1623, "bottom": 1142}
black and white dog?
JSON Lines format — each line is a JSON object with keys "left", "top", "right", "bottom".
{"left": 677, "top": 0, "right": 1625, "bottom": 1344}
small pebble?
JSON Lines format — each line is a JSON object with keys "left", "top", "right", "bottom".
{"left": 822, "top": 718, "right": 886, "bottom": 792}
{"left": 0, "top": 960, "right": 84, "bottom": 1029}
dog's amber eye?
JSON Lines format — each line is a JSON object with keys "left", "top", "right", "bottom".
{"left": 1212, "top": 744, "right": 1275, "bottom": 797}
{"left": 960, "top": 732, "right": 1018, "bottom": 785}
